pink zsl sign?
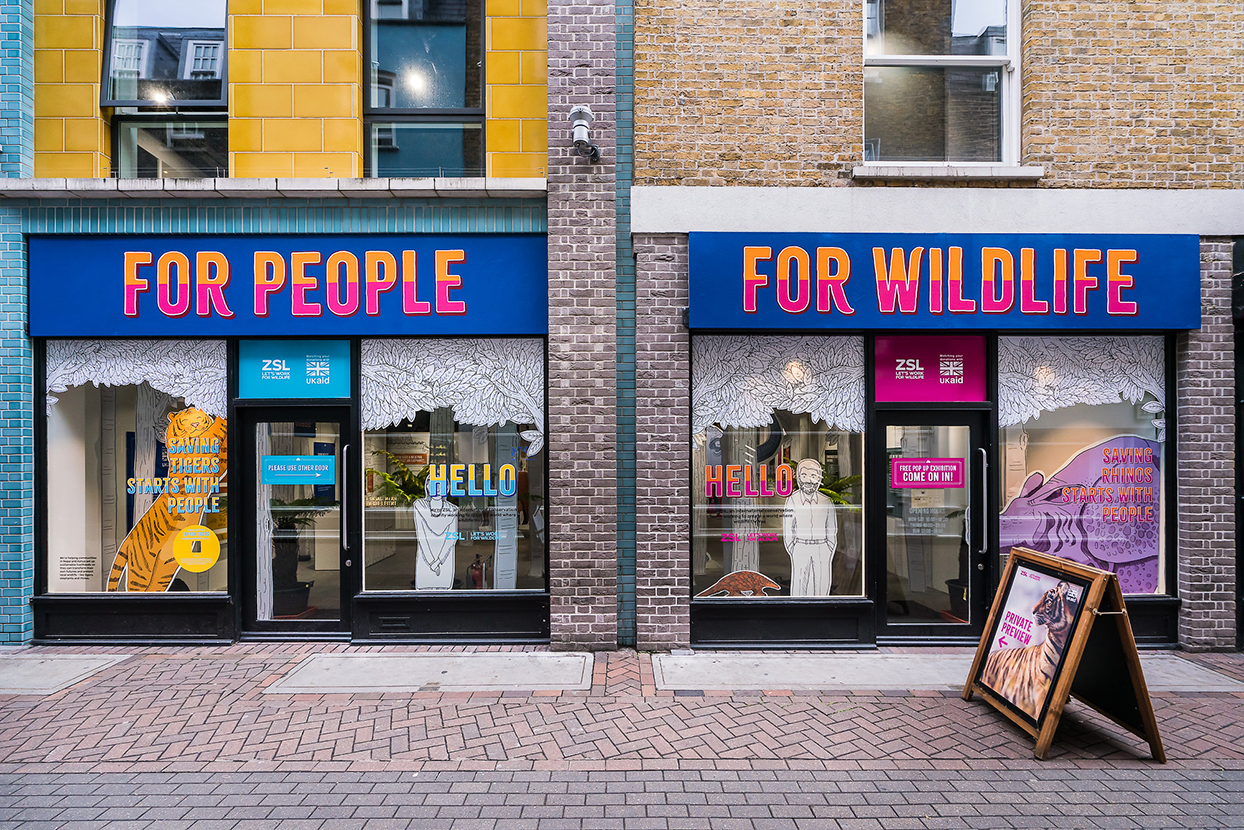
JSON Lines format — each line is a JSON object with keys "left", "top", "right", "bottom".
{"left": 891, "top": 458, "right": 965, "bottom": 489}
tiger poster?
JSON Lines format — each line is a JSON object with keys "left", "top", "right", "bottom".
{"left": 977, "top": 564, "right": 1086, "bottom": 722}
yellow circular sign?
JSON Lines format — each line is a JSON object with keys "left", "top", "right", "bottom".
{"left": 173, "top": 525, "right": 221, "bottom": 573}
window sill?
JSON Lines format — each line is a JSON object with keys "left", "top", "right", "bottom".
{"left": 851, "top": 165, "right": 1045, "bottom": 181}
{"left": 0, "top": 176, "right": 548, "bottom": 200}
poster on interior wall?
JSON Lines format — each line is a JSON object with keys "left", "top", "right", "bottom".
{"left": 999, "top": 435, "right": 1161, "bottom": 594}
{"left": 109, "top": 407, "right": 228, "bottom": 592}
{"left": 687, "top": 232, "right": 1201, "bottom": 330}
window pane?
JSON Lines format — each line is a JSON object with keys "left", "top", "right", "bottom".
{"left": 370, "top": 0, "right": 482, "bottom": 108}
{"left": 363, "top": 415, "right": 543, "bottom": 591}
{"left": 866, "top": 0, "right": 1007, "bottom": 56}
{"left": 115, "top": 120, "right": 228, "bottom": 178}
{"left": 998, "top": 336, "right": 1167, "bottom": 595}
{"left": 693, "top": 417, "right": 865, "bottom": 598}
{"left": 47, "top": 384, "right": 228, "bottom": 594}
{"left": 105, "top": 0, "right": 227, "bottom": 104}
{"left": 864, "top": 66, "right": 1001, "bottom": 162}
{"left": 369, "top": 122, "right": 483, "bottom": 177}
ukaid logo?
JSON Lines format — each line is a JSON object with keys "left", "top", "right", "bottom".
{"left": 939, "top": 354, "right": 964, "bottom": 384}
{"left": 305, "top": 356, "right": 331, "bottom": 384}
{"left": 894, "top": 358, "right": 924, "bottom": 380}
{"left": 260, "top": 359, "right": 291, "bottom": 380}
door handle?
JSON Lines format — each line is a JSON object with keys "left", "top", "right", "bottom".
{"left": 976, "top": 446, "right": 988, "bottom": 557}
{"left": 341, "top": 443, "right": 350, "bottom": 554}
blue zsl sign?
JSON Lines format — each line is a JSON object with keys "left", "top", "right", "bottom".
{"left": 238, "top": 339, "right": 351, "bottom": 398}
{"left": 261, "top": 456, "right": 337, "bottom": 486}
{"left": 688, "top": 233, "right": 1202, "bottom": 330}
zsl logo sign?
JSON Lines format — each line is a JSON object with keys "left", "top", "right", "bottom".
{"left": 895, "top": 359, "right": 923, "bottom": 372}
{"left": 262, "top": 359, "right": 290, "bottom": 371}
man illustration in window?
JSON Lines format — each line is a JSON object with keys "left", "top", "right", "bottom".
{"left": 782, "top": 458, "right": 838, "bottom": 597}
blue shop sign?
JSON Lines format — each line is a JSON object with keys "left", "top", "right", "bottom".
{"left": 261, "top": 455, "right": 337, "bottom": 486}
{"left": 238, "top": 339, "right": 351, "bottom": 399}
{"left": 688, "top": 233, "right": 1202, "bottom": 330}
{"left": 27, "top": 234, "right": 548, "bottom": 337}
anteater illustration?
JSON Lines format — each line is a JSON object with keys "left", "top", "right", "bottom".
{"left": 695, "top": 570, "right": 782, "bottom": 598}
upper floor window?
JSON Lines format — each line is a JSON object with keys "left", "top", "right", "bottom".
{"left": 863, "top": 0, "right": 1017, "bottom": 164}
{"left": 103, "top": 0, "right": 227, "bottom": 107}
{"left": 367, "top": 0, "right": 484, "bottom": 177}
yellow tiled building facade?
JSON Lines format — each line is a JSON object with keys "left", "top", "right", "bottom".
{"left": 33, "top": 0, "right": 548, "bottom": 178}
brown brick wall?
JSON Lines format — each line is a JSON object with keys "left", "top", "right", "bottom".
{"left": 1176, "top": 239, "right": 1236, "bottom": 651}
{"left": 546, "top": 0, "right": 619, "bottom": 650}
{"left": 634, "top": 0, "right": 1244, "bottom": 187}
{"left": 634, "top": 233, "right": 691, "bottom": 650}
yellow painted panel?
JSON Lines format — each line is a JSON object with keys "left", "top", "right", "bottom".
{"left": 33, "top": 119, "right": 63, "bottom": 152}
{"left": 34, "top": 15, "right": 96, "bottom": 50}
{"left": 323, "top": 118, "right": 361, "bottom": 153}
{"left": 63, "top": 117, "right": 104, "bottom": 152}
{"left": 519, "top": 51, "right": 546, "bottom": 85}
{"left": 35, "top": 151, "right": 100, "bottom": 178}
{"left": 486, "top": 118, "right": 521, "bottom": 153}
{"left": 233, "top": 83, "right": 293, "bottom": 117}
{"left": 519, "top": 117, "right": 548, "bottom": 152}
{"left": 33, "top": 83, "right": 96, "bottom": 117}
{"left": 62, "top": 0, "right": 102, "bottom": 14}
{"left": 264, "top": 118, "right": 323, "bottom": 152}
{"left": 62, "top": 49, "right": 100, "bottom": 83}
{"left": 490, "top": 84, "right": 545, "bottom": 119}
{"left": 322, "top": 49, "right": 360, "bottom": 84}
{"left": 489, "top": 152, "right": 545, "bottom": 178}
{"left": 228, "top": 49, "right": 263, "bottom": 83}
{"left": 265, "top": 50, "right": 321, "bottom": 83}
{"left": 233, "top": 152, "right": 294, "bottom": 177}
{"left": 228, "top": 117, "right": 263, "bottom": 154}
{"left": 34, "top": 50, "right": 63, "bottom": 84}
{"left": 490, "top": 17, "right": 545, "bottom": 52}
{"left": 230, "top": 0, "right": 263, "bottom": 13}
{"left": 292, "top": 84, "right": 354, "bottom": 118}
{"left": 322, "top": 0, "right": 358, "bottom": 14}
{"left": 293, "top": 152, "right": 358, "bottom": 178}
{"left": 33, "top": 0, "right": 63, "bottom": 16}
{"left": 519, "top": 0, "right": 546, "bottom": 17}
{"left": 486, "top": 0, "right": 520, "bottom": 16}
{"left": 263, "top": 0, "right": 322, "bottom": 14}
{"left": 292, "top": 16, "right": 354, "bottom": 50}
{"left": 232, "top": 15, "right": 292, "bottom": 50}
{"left": 487, "top": 52, "right": 520, "bottom": 85}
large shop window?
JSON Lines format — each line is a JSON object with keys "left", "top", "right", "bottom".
{"left": 44, "top": 340, "right": 228, "bottom": 594}
{"left": 692, "top": 337, "right": 866, "bottom": 599}
{"left": 366, "top": 0, "right": 484, "bottom": 177}
{"left": 863, "top": 0, "right": 1015, "bottom": 163}
{"left": 998, "top": 336, "right": 1167, "bottom": 595}
{"left": 360, "top": 338, "right": 545, "bottom": 591}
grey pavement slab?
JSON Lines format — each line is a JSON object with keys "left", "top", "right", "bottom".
{"left": 263, "top": 652, "right": 595, "bottom": 693}
{"left": 0, "top": 654, "right": 131, "bottom": 694}
{"left": 652, "top": 652, "right": 1244, "bottom": 691}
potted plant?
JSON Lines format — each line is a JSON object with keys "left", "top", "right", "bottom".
{"left": 365, "top": 449, "right": 429, "bottom": 505}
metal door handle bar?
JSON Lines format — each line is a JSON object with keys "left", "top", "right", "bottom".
{"left": 341, "top": 443, "right": 350, "bottom": 553}
{"left": 977, "top": 446, "right": 988, "bottom": 556}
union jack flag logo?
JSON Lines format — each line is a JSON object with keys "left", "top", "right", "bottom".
{"left": 939, "top": 356, "right": 963, "bottom": 378}
{"left": 306, "top": 360, "right": 331, "bottom": 377}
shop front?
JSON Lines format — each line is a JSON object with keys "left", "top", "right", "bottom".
{"left": 29, "top": 233, "right": 550, "bottom": 643}
{"left": 684, "top": 232, "right": 1200, "bottom": 647}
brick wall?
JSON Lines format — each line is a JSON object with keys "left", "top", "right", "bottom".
{"left": 634, "top": 0, "right": 1244, "bottom": 187}
{"left": 0, "top": 206, "right": 32, "bottom": 643}
{"left": 33, "top": 0, "right": 109, "bottom": 177}
{"left": 486, "top": 0, "right": 548, "bottom": 177}
{"left": 633, "top": 233, "right": 689, "bottom": 649}
{"left": 546, "top": 0, "right": 618, "bottom": 649}
{"left": 1176, "top": 239, "right": 1236, "bottom": 650}
{"left": 0, "top": 0, "right": 34, "bottom": 177}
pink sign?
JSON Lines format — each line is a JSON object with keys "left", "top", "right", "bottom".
{"left": 875, "top": 335, "right": 987, "bottom": 402}
{"left": 891, "top": 458, "right": 965, "bottom": 489}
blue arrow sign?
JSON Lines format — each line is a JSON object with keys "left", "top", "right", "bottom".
{"left": 261, "top": 455, "right": 337, "bottom": 485}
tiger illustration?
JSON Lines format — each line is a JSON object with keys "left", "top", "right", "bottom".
{"left": 107, "top": 408, "right": 228, "bottom": 592}
{"left": 696, "top": 570, "right": 782, "bottom": 598}
{"left": 979, "top": 581, "right": 1076, "bottom": 720}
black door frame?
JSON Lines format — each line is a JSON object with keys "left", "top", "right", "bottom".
{"left": 237, "top": 403, "right": 358, "bottom": 636}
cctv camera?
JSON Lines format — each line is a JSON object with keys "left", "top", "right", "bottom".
{"left": 567, "top": 104, "right": 600, "bottom": 163}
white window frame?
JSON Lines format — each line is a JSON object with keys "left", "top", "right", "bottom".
{"left": 181, "top": 40, "right": 224, "bottom": 80}
{"left": 110, "top": 38, "right": 149, "bottom": 79}
{"left": 861, "top": 0, "right": 1020, "bottom": 167}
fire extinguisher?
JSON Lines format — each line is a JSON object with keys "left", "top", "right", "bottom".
{"left": 468, "top": 553, "right": 485, "bottom": 589}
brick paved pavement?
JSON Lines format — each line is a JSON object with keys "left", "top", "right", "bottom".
{"left": 1, "top": 646, "right": 1242, "bottom": 828}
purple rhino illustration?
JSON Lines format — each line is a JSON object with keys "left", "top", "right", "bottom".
{"left": 999, "top": 435, "right": 1161, "bottom": 594}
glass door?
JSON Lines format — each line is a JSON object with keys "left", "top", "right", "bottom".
{"left": 241, "top": 408, "right": 353, "bottom": 633}
{"left": 872, "top": 411, "right": 991, "bottom": 639}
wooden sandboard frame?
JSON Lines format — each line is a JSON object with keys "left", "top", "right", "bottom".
{"left": 963, "top": 547, "right": 1165, "bottom": 762}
